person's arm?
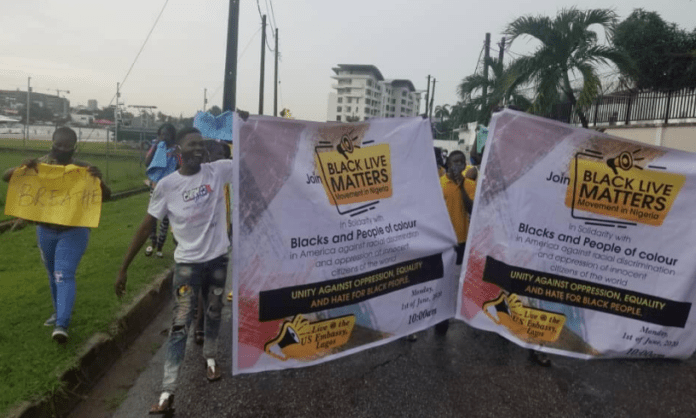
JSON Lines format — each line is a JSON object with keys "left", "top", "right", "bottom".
{"left": 2, "top": 158, "right": 38, "bottom": 182}
{"left": 114, "top": 214, "right": 158, "bottom": 297}
{"left": 86, "top": 165, "right": 112, "bottom": 200}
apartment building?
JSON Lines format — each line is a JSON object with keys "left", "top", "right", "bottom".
{"left": 327, "top": 64, "right": 421, "bottom": 122}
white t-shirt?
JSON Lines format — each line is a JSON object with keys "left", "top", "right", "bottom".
{"left": 148, "top": 159, "right": 233, "bottom": 263}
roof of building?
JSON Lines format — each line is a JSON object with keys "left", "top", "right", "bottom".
{"left": 389, "top": 79, "right": 416, "bottom": 92}
{"left": 332, "top": 64, "right": 384, "bottom": 81}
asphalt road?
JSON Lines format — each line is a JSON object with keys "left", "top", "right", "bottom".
{"left": 68, "top": 294, "right": 696, "bottom": 418}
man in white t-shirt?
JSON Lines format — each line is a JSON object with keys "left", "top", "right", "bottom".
{"left": 114, "top": 127, "right": 233, "bottom": 414}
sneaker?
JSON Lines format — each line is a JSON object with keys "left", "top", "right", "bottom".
{"left": 44, "top": 313, "right": 57, "bottom": 327}
{"left": 52, "top": 326, "right": 68, "bottom": 344}
{"left": 145, "top": 246, "right": 154, "bottom": 257}
{"left": 156, "top": 251, "right": 163, "bottom": 258}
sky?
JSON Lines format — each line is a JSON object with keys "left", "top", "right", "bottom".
{"left": 1, "top": 0, "right": 694, "bottom": 122}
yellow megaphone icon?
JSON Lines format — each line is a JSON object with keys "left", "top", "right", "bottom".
{"left": 606, "top": 151, "right": 633, "bottom": 175}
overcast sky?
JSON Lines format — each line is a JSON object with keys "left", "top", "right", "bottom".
{"left": 2, "top": 0, "right": 693, "bottom": 121}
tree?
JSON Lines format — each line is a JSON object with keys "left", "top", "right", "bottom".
{"left": 613, "top": 9, "right": 696, "bottom": 91}
{"left": 457, "top": 57, "right": 531, "bottom": 126}
{"left": 504, "top": 8, "right": 636, "bottom": 128}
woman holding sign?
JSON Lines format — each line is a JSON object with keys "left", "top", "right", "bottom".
{"left": 2, "top": 127, "right": 111, "bottom": 344}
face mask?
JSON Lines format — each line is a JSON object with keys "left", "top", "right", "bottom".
{"left": 51, "top": 147, "right": 74, "bottom": 164}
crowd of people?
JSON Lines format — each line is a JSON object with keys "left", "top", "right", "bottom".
{"left": 2, "top": 112, "right": 550, "bottom": 415}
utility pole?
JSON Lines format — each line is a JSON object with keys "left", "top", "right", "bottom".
{"left": 222, "top": 0, "right": 240, "bottom": 112}
{"left": 482, "top": 33, "right": 491, "bottom": 102}
{"left": 498, "top": 37, "right": 505, "bottom": 65}
{"left": 111, "top": 82, "right": 120, "bottom": 183}
{"left": 274, "top": 28, "right": 279, "bottom": 117}
{"left": 424, "top": 75, "right": 431, "bottom": 117}
{"left": 203, "top": 88, "right": 208, "bottom": 112}
{"left": 25, "top": 77, "right": 31, "bottom": 148}
{"left": 429, "top": 78, "right": 436, "bottom": 120}
{"left": 259, "top": 15, "right": 267, "bottom": 115}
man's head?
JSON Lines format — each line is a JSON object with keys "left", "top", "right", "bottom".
{"left": 51, "top": 127, "right": 78, "bottom": 164}
{"left": 204, "top": 139, "right": 228, "bottom": 162}
{"left": 157, "top": 123, "right": 176, "bottom": 146}
{"left": 176, "top": 127, "right": 205, "bottom": 172}
{"left": 446, "top": 150, "right": 467, "bottom": 180}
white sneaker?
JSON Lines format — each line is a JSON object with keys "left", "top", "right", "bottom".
{"left": 44, "top": 313, "right": 57, "bottom": 327}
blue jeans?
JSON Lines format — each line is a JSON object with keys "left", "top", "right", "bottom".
{"left": 36, "top": 225, "right": 90, "bottom": 329}
{"left": 163, "top": 255, "right": 227, "bottom": 393}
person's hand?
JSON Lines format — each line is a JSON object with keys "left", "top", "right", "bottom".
{"left": 87, "top": 165, "right": 103, "bottom": 180}
{"left": 236, "top": 109, "right": 250, "bottom": 121}
{"left": 21, "top": 158, "right": 39, "bottom": 172}
{"left": 115, "top": 270, "right": 127, "bottom": 298}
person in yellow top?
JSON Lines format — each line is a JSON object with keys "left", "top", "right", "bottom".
{"left": 434, "top": 150, "right": 476, "bottom": 335}
{"left": 441, "top": 151, "right": 476, "bottom": 254}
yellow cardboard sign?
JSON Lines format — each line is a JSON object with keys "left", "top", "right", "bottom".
{"left": 4, "top": 163, "right": 102, "bottom": 228}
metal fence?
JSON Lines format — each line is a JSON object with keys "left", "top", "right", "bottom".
{"left": 546, "top": 88, "right": 696, "bottom": 126}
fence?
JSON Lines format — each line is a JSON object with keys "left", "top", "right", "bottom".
{"left": 547, "top": 88, "right": 696, "bottom": 126}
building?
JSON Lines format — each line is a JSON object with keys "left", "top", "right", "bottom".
{"left": 327, "top": 64, "right": 421, "bottom": 122}
{"left": 0, "top": 89, "right": 70, "bottom": 119}
{"left": 87, "top": 99, "right": 98, "bottom": 111}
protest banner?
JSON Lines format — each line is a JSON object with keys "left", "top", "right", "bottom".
{"left": 232, "top": 116, "right": 459, "bottom": 374}
{"left": 457, "top": 109, "right": 696, "bottom": 359}
{"left": 4, "top": 163, "right": 102, "bottom": 228}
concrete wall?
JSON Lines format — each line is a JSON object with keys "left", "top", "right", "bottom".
{"left": 602, "top": 124, "right": 696, "bottom": 153}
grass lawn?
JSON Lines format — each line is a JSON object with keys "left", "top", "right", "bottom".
{"left": 0, "top": 138, "right": 146, "bottom": 158}
{"left": 1, "top": 151, "right": 148, "bottom": 221}
{"left": 0, "top": 192, "right": 174, "bottom": 416}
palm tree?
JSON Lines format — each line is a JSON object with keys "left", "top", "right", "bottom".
{"left": 504, "top": 8, "right": 635, "bottom": 128}
{"left": 457, "top": 57, "right": 531, "bottom": 125}
{"left": 434, "top": 104, "right": 450, "bottom": 121}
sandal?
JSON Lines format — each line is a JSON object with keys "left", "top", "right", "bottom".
{"left": 206, "top": 361, "right": 221, "bottom": 382}
{"left": 149, "top": 393, "right": 174, "bottom": 415}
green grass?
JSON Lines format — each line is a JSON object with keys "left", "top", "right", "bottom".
{"left": 0, "top": 138, "right": 146, "bottom": 158}
{"left": 0, "top": 193, "right": 174, "bottom": 416}
{"left": 1, "top": 151, "right": 148, "bottom": 221}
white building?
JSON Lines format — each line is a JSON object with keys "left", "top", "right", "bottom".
{"left": 327, "top": 64, "right": 421, "bottom": 122}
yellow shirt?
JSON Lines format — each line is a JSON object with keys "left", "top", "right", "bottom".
{"left": 440, "top": 175, "right": 476, "bottom": 244}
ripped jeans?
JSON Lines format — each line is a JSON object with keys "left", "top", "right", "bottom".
{"left": 162, "top": 254, "right": 227, "bottom": 393}
{"left": 36, "top": 225, "right": 90, "bottom": 329}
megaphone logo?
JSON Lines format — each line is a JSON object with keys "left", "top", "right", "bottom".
{"left": 336, "top": 134, "right": 355, "bottom": 160}
{"left": 606, "top": 150, "right": 644, "bottom": 175}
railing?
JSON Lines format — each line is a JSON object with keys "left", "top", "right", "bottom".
{"left": 546, "top": 88, "right": 696, "bottom": 126}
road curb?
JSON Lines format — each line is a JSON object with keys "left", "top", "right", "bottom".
{"left": 6, "top": 267, "right": 174, "bottom": 418}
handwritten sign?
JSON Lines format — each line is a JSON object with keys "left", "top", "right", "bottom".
{"left": 4, "top": 163, "right": 102, "bottom": 228}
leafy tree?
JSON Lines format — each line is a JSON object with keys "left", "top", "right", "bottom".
{"left": 209, "top": 105, "right": 222, "bottom": 116}
{"left": 504, "top": 8, "right": 635, "bottom": 128}
{"left": 457, "top": 57, "right": 531, "bottom": 126}
{"left": 613, "top": 9, "right": 696, "bottom": 91}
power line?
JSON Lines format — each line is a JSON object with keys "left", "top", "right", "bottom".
{"left": 267, "top": 0, "right": 278, "bottom": 32}
{"left": 119, "top": 0, "right": 170, "bottom": 91}
{"left": 81, "top": 0, "right": 169, "bottom": 143}
{"left": 208, "top": 26, "right": 263, "bottom": 103}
